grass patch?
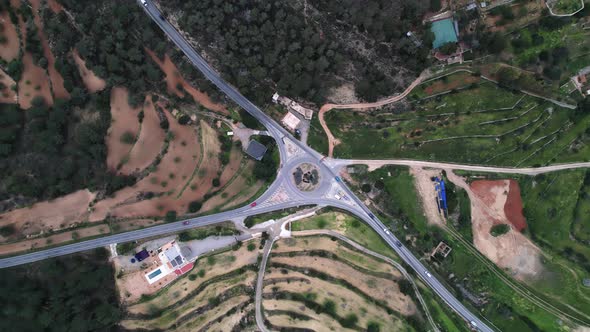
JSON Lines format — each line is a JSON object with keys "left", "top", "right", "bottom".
{"left": 327, "top": 83, "right": 590, "bottom": 166}
{"left": 178, "top": 222, "right": 239, "bottom": 242}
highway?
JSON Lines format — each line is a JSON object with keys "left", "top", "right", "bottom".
{"left": 6, "top": 1, "right": 588, "bottom": 331}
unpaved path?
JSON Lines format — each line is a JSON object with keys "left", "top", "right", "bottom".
{"left": 0, "top": 67, "right": 17, "bottom": 103}
{"left": 409, "top": 167, "right": 445, "bottom": 226}
{"left": 0, "top": 11, "right": 19, "bottom": 61}
{"left": 319, "top": 71, "right": 428, "bottom": 157}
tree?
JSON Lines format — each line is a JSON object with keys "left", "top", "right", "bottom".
{"left": 439, "top": 42, "right": 458, "bottom": 55}
{"left": 165, "top": 210, "right": 177, "bottom": 222}
{"left": 575, "top": 97, "right": 590, "bottom": 116}
{"left": 212, "top": 178, "right": 220, "bottom": 187}
{"left": 0, "top": 225, "right": 16, "bottom": 237}
{"left": 188, "top": 201, "right": 202, "bottom": 213}
{"left": 361, "top": 183, "right": 372, "bottom": 193}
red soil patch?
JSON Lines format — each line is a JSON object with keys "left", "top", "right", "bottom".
{"left": 0, "top": 67, "right": 17, "bottom": 103}
{"left": 504, "top": 180, "right": 527, "bottom": 232}
{"left": 0, "top": 11, "right": 20, "bottom": 62}
{"left": 72, "top": 49, "right": 107, "bottom": 93}
{"left": 471, "top": 179, "right": 527, "bottom": 232}
{"left": 18, "top": 52, "right": 54, "bottom": 109}
{"left": 29, "top": 0, "right": 69, "bottom": 99}
{"left": 90, "top": 107, "right": 202, "bottom": 221}
{"left": 106, "top": 87, "right": 141, "bottom": 170}
{"left": 0, "top": 189, "right": 96, "bottom": 240}
{"left": 118, "top": 95, "right": 166, "bottom": 175}
{"left": 145, "top": 49, "right": 228, "bottom": 115}
{"left": 47, "top": 0, "right": 64, "bottom": 13}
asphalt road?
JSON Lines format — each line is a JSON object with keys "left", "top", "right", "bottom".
{"left": 5, "top": 1, "right": 587, "bottom": 331}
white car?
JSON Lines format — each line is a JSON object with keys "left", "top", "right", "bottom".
{"left": 141, "top": 0, "right": 148, "bottom": 6}
{"left": 425, "top": 271, "right": 432, "bottom": 277}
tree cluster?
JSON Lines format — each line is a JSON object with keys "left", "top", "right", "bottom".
{"left": 0, "top": 91, "right": 134, "bottom": 203}
{"left": 0, "top": 249, "right": 121, "bottom": 331}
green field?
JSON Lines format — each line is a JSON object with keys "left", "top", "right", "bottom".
{"left": 349, "top": 165, "right": 585, "bottom": 331}
{"left": 318, "top": 82, "right": 590, "bottom": 166}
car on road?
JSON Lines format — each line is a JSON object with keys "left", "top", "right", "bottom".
{"left": 383, "top": 228, "right": 390, "bottom": 234}
{"left": 425, "top": 271, "right": 432, "bottom": 277}
{"left": 159, "top": 14, "right": 164, "bottom": 20}
{"left": 183, "top": 220, "right": 190, "bottom": 225}
{"left": 470, "top": 321, "right": 477, "bottom": 328}
{"left": 395, "top": 240, "right": 402, "bottom": 247}
{"left": 335, "top": 176, "right": 341, "bottom": 182}
{"left": 250, "top": 202, "right": 257, "bottom": 207}
{"left": 141, "top": 0, "right": 148, "bottom": 6}
{"left": 368, "top": 213, "right": 375, "bottom": 219}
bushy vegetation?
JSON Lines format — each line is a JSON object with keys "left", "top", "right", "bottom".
{"left": 178, "top": 223, "right": 239, "bottom": 242}
{"left": 0, "top": 249, "right": 121, "bottom": 331}
{"left": 0, "top": 93, "right": 134, "bottom": 203}
{"left": 160, "top": 0, "right": 432, "bottom": 104}
{"left": 490, "top": 224, "right": 510, "bottom": 237}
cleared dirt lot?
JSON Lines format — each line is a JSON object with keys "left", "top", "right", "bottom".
{"left": 118, "top": 95, "right": 166, "bottom": 175}
{"left": 410, "top": 167, "right": 445, "bottom": 226}
{"left": 446, "top": 171, "right": 543, "bottom": 281}
{"left": 105, "top": 87, "right": 141, "bottom": 171}
{"left": 72, "top": 49, "right": 106, "bottom": 93}
{"left": 0, "top": 224, "right": 108, "bottom": 256}
{"left": 0, "top": 189, "right": 95, "bottom": 240}
{"left": 0, "top": 11, "right": 19, "bottom": 61}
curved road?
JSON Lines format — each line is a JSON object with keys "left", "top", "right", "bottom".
{"left": 3, "top": 2, "right": 590, "bottom": 331}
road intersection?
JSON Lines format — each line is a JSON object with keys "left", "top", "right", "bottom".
{"left": 2, "top": 1, "right": 590, "bottom": 331}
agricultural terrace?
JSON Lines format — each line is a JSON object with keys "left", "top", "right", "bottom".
{"left": 289, "top": 211, "right": 471, "bottom": 332}
{"left": 347, "top": 165, "right": 586, "bottom": 331}
{"left": 547, "top": 0, "right": 585, "bottom": 15}
{"left": 321, "top": 77, "right": 590, "bottom": 166}
{"left": 119, "top": 241, "right": 258, "bottom": 331}
{"left": 264, "top": 236, "right": 420, "bottom": 331}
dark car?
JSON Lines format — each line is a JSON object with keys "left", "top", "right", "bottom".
{"left": 159, "top": 14, "right": 165, "bottom": 20}
{"left": 183, "top": 220, "right": 190, "bottom": 225}
{"left": 368, "top": 213, "right": 375, "bottom": 219}
{"left": 395, "top": 240, "right": 402, "bottom": 248}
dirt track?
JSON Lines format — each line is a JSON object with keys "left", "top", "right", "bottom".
{"left": 318, "top": 71, "right": 428, "bottom": 157}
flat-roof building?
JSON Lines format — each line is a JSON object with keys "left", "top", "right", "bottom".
{"left": 246, "top": 140, "right": 268, "bottom": 161}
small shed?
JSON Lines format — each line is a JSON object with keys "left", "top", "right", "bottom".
{"left": 246, "top": 140, "right": 268, "bottom": 161}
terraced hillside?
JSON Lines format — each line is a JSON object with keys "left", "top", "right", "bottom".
{"left": 263, "top": 236, "right": 423, "bottom": 331}
{"left": 120, "top": 241, "right": 259, "bottom": 331}
{"left": 319, "top": 73, "right": 590, "bottom": 166}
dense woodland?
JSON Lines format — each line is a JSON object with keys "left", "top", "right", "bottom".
{"left": 0, "top": 249, "right": 122, "bottom": 331}
{"left": 162, "top": 0, "right": 433, "bottom": 103}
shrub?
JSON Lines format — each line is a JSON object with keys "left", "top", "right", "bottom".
{"left": 341, "top": 313, "right": 358, "bottom": 328}
{"left": 212, "top": 178, "right": 220, "bottom": 187}
{"left": 120, "top": 131, "right": 136, "bottom": 144}
{"left": 188, "top": 274, "right": 197, "bottom": 281}
{"left": 374, "top": 180, "right": 385, "bottom": 190}
{"left": 0, "top": 225, "right": 16, "bottom": 237}
{"left": 165, "top": 210, "right": 177, "bottom": 222}
{"left": 490, "top": 224, "right": 510, "bottom": 237}
{"left": 247, "top": 243, "right": 256, "bottom": 251}
{"left": 188, "top": 201, "right": 202, "bottom": 213}
{"left": 361, "top": 183, "right": 372, "bottom": 193}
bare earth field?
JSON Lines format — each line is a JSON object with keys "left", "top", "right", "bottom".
{"left": 118, "top": 95, "right": 166, "bottom": 175}
{"left": 0, "top": 11, "right": 19, "bottom": 61}
{"left": 0, "top": 189, "right": 95, "bottom": 241}
{"left": 72, "top": 49, "right": 106, "bottom": 93}
{"left": 146, "top": 49, "right": 228, "bottom": 115}
{"left": 18, "top": 52, "right": 53, "bottom": 109}
{"left": 446, "top": 171, "right": 543, "bottom": 281}
{"left": 410, "top": 167, "right": 445, "bottom": 226}
{"left": 105, "top": 87, "right": 141, "bottom": 170}
{"left": 0, "top": 68, "right": 17, "bottom": 103}
{"left": 46, "top": 0, "right": 63, "bottom": 13}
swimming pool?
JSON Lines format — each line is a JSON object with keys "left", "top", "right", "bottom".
{"left": 147, "top": 269, "right": 162, "bottom": 279}
{"left": 431, "top": 18, "right": 458, "bottom": 48}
